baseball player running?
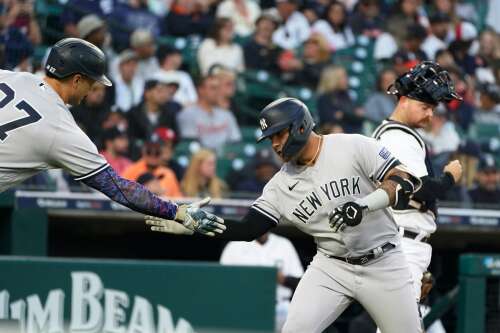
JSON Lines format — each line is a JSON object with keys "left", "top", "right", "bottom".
{"left": 146, "top": 97, "right": 424, "bottom": 333}
{"left": 0, "top": 38, "right": 224, "bottom": 236}
{"left": 372, "top": 61, "right": 463, "bottom": 305}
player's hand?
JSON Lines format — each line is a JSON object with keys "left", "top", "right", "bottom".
{"left": 146, "top": 197, "right": 226, "bottom": 236}
{"left": 145, "top": 216, "right": 195, "bottom": 235}
{"left": 328, "top": 201, "right": 367, "bottom": 232}
{"left": 443, "top": 160, "right": 462, "bottom": 183}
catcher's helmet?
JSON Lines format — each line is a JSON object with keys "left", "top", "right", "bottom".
{"left": 45, "top": 38, "right": 112, "bottom": 86}
{"left": 388, "top": 61, "right": 461, "bottom": 105}
{"left": 257, "top": 97, "right": 315, "bottom": 159}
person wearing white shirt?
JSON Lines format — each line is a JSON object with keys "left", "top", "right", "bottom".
{"left": 220, "top": 232, "right": 304, "bottom": 332}
{"left": 312, "top": 1, "right": 355, "bottom": 52}
{"left": 197, "top": 17, "right": 245, "bottom": 75}
{"left": 112, "top": 50, "right": 144, "bottom": 113}
{"left": 421, "top": 13, "right": 451, "bottom": 60}
{"left": 216, "top": 0, "right": 261, "bottom": 37}
{"left": 129, "top": 29, "right": 160, "bottom": 83}
{"left": 273, "top": 0, "right": 311, "bottom": 50}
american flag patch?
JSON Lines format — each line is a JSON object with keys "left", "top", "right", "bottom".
{"left": 379, "top": 147, "right": 391, "bottom": 160}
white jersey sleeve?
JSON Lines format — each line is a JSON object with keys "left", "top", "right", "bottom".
{"left": 355, "top": 135, "right": 401, "bottom": 183}
{"left": 47, "top": 113, "right": 108, "bottom": 181}
{"left": 252, "top": 177, "right": 282, "bottom": 225}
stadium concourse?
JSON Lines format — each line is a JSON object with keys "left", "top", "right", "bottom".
{"left": 0, "top": 0, "right": 500, "bottom": 332}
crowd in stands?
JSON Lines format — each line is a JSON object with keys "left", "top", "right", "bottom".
{"left": 1, "top": 0, "right": 499, "bottom": 208}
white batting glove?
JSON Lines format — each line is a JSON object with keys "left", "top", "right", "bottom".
{"left": 145, "top": 197, "right": 226, "bottom": 236}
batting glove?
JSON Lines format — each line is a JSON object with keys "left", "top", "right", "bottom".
{"left": 145, "top": 197, "right": 226, "bottom": 236}
{"left": 328, "top": 201, "right": 367, "bottom": 233}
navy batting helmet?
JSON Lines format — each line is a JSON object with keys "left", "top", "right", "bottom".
{"left": 388, "top": 61, "right": 461, "bottom": 105}
{"left": 257, "top": 97, "right": 315, "bottom": 159}
{"left": 45, "top": 38, "right": 112, "bottom": 86}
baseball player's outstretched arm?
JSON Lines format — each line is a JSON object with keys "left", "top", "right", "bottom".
{"left": 82, "top": 167, "right": 225, "bottom": 236}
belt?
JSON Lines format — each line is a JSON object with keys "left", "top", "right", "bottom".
{"left": 403, "top": 230, "right": 430, "bottom": 243}
{"left": 325, "top": 242, "right": 396, "bottom": 265}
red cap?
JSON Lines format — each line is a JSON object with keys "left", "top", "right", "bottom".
{"left": 154, "top": 127, "right": 176, "bottom": 142}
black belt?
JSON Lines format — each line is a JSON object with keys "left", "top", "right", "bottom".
{"left": 326, "top": 242, "right": 396, "bottom": 265}
{"left": 403, "top": 230, "right": 430, "bottom": 243}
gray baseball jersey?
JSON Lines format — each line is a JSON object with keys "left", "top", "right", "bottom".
{"left": 253, "top": 133, "right": 401, "bottom": 257}
{"left": 0, "top": 70, "right": 108, "bottom": 193}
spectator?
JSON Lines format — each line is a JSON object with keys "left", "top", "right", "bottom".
{"left": 212, "top": 66, "right": 241, "bottom": 121}
{"left": 475, "top": 83, "right": 500, "bottom": 126}
{"left": 364, "top": 68, "right": 397, "bottom": 123}
{"left": 162, "top": 0, "right": 213, "bottom": 37}
{"left": 77, "top": 14, "right": 108, "bottom": 50}
{"left": 112, "top": 49, "right": 144, "bottom": 113}
{"left": 5, "top": 0, "right": 41, "bottom": 45}
{"left": 197, "top": 17, "right": 245, "bottom": 75}
{"left": 486, "top": 0, "right": 500, "bottom": 34}
{"left": 445, "top": 66, "right": 474, "bottom": 132}
{"left": 234, "top": 148, "right": 279, "bottom": 196}
{"left": 154, "top": 127, "right": 186, "bottom": 182}
{"left": 386, "top": 0, "right": 429, "bottom": 46}
{"left": 216, "top": 0, "right": 261, "bottom": 37}
{"left": 301, "top": 1, "right": 325, "bottom": 26}
{"left": 70, "top": 83, "right": 111, "bottom": 145}
{"left": 272, "top": 0, "right": 310, "bottom": 50}
{"left": 157, "top": 46, "right": 197, "bottom": 106}
{"left": 0, "top": 3, "right": 33, "bottom": 71}
{"left": 447, "top": 21, "right": 478, "bottom": 76}
{"left": 99, "top": 127, "right": 132, "bottom": 175}
{"left": 101, "top": 110, "right": 129, "bottom": 134}
{"left": 243, "top": 13, "right": 282, "bottom": 73}
{"left": 422, "top": 12, "right": 452, "bottom": 60}
{"left": 475, "top": 29, "right": 500, "bottom": 84}
{"left": 282, "top": 33, "right": 331, "bottom": 89}
{"left": 137, "top": 172, "right": 164, "bottom": 196}
{"left": 181, "top": 148, "right": 227, "bottom": 198}
{"left": 468, "top": 154, "right": 500, "bottom": 206}
{"left": 317, "top": 66, "right": 364, "bottom": 133}
{"left": 220, "top": 231, "right": 304, "bottom": 331}
{"left": 312, "top": 1, "right": 355, "bottom": 52}
{"left": 349, "top": 0, "right": 385, "bottom": 38}
{"left": 61, "top": 0, "right": 113, "bottom": 37}
{"left": 177, "top": 75, "right": 242, "bottom": 152}
{"left": 129, "top": 29, "right": 160, "bottom": 83}
{"left": 398, "top": 24, "right": 428, "bottom": 63}
{"left": 122, "top": 135, "right": 183, "bottom": 198}
{"left": 420, "top": 104, "right": 461, "bottom": 172}
{"left": 128, "top": 76, "right": 182, "bottom": 156}
{"left": 109, "top": 0, "right": 161, "bottom": 50}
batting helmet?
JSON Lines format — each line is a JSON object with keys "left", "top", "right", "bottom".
{"left": 388, "top": 61, "right": 461, "bottom": 105}
{"left": 257, "top": 97, "right": 315, "bottom": 160}
{"left": 45, "top": 38, "right": 112, "bottom": 86}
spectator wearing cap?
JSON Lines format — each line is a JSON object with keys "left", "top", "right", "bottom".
{"left": 112, "top": 50, "right": 144, "bottom": 113}
{"left": 233, "top": 149, "right": 279, "bottom": 196}
{"left": 272, "top": 0, "right": 311, "bottom": 50}
{"left": 216, "top": 0, "right": 261, "bottom": 37}
{"left": 77, "top": 15, "right": 107, "bottom": 49}
{"left": 0, "top": 2, "right": 34, "bottom": 71}
{"left": 157, "top": 46, "right": 197, "bottom": 106}
{"left": 312, "top": 1, "right": 355, "bottom": 52}
{"left": 398, "top": 23, "right": 428, "bottom": 62}
{"left": 181, "top": 149, "right": 228, "bottom": 198}
{"left": 349, "top": 0, "right": 385, "bottom": 38}
{"left": 243, "top": 13, "right": 282, "bottom": 73}
{"left": 70, "top": 83, "right": 111, "bottom": 145}
{"left": 137, "top": 172, "right": 164, "bottom": 196}
{"left": 422, "top": 12, "right": 452, "bottom": 60}
{"left": 162, "top": 0, "right": 213, "bottom": 37}
{"left": 99, "top": 127, "right": 132, "bottom": 175}
{"left": 129, "top": 29, "right": 160, "bottom": 83}
{"left": 154, "top": 127, "right": 185, "bottom": 181}
{"left": 61, "top": 0, "right": 113, "bottom": 37}
{"left": 364, "top": 68, "right": 397, "bottom": 123}
{"left": 468, "top": 154, "right": 500, "bottom": 205}
{"left": 127, "top": 76, "right": 182, "bottom": 157}
{"left": 177, "top": 75, "right": 242, "bottom": 152}
{"left": 197, "top": 17, "right": 245, "bottom": 75}
{"left": 122, "top": 135, "right": 183, "bottom": 198}
{"left": 476, "top": 83, "right": 500, "bottom": 126}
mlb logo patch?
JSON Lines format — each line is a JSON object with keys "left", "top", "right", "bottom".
{"left": 379, "top": 147, "right": 390, "bottom": 160}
